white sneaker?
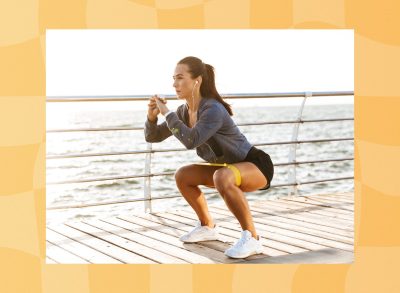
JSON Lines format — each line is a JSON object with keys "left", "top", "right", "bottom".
{"left": 224, "top": 230, "right": 264, "bottom": 258}
{"left": 179, "top": 221, "right": 220, "bottom": 243}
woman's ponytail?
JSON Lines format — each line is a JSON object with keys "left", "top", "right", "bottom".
{"left": 201, "top": 64, "right": 233, "bottom": 116}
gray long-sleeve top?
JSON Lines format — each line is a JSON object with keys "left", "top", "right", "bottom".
{"left": 144, "top": 97, "right": 253, "bottom": 163}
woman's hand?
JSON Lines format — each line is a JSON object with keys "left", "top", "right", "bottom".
{"left": 147, "top": 95, "right": 163, "bottom": 122}
{"left": 154, "top": 95, "right": 169, "bottom": 116}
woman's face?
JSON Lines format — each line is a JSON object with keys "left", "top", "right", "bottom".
{"left": 173, "top": 64, "right": 198, "bottom": 100}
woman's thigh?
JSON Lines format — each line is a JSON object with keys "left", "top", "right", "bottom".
{"left": 231, "top": 162, "right": 268, "bottom": 192}
{"left": 174, "top": 164, "right": 221, "bottom": 188}
{"left": 175, "top": 162, "right": 267, "bottom": 192}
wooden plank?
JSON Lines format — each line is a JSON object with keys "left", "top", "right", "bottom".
{"left": 210, "top": 203, "right": 353, "bottom": 238}
{"left": 47, "top": 228, "right": 121, "bottom": 264}
{"left": 308, "top": 193, "right": 353, "bottom": 200}
{"left": 175, "top": 210, "right": 308, "bottom": 255}
{"left": 310, "top": 193, "right": 354, "bottom": 200}
{"left": 205, "top": 206, "right": 354, "bottom": 245}
{"left": 315, "top": 193, "right": 354, "bottom": 201}
{"left": 202, "top": 207, "right": 353, "bottom": 252}
{"left": 49, "top": 223, "right": 156, "bottom": 264}
{"left": 119, "top": 214, "right": 234, "bottom": 253}
{"left": 120, "top": 215, "right": 286, "bottom": 263}
{"left": 250, "top": 202, "right": 353, "bottom": 230}
{"left": 268, "top": 198, "right": 354, "bottom": 221}
{"left": 82, "top": 219, "right": 192, "bottom": 264}
{"left": 123, "top": 211, "right": 292, "bottom": 256}
{"left": 155, "top": 211, "right": 320, "bottom": 253}
{"left": 87, "top": 218, "right": 214, "bottom": 264}
{"left": 305, "top": 194, "right": 354, "bottom": 205}
{"left": 280, "top": 194, "right": 354, "bottom": 211}
{"left": 101, "top": 217, "right": 226, "bottom": 263}
{"left": 210, "top": 205, "right": 353, "bottom": 236}
{"left": 46, "top": 241, "right": 89, "bottom": 264}
{"left": 67, "top": 221, "right": 181, "bottom": 264}
{"left": 146, "top": 210, "right": 300, "bottom": 256}
{"left": 270, "top": 200, "right": 353, "bottom": 221}
{"left": 247, "top": 204, "right": 354, "bottom": 240}
{"left": 280, "top": 196, "right": 354, "bottom": 215}
{"left": 251, "top": 202, "right": 353, "bottom": 231}
{"left": 332, "top": 192, "right": 353, "bottom": 197}
{"left": 257, "top": 200, "right": 353, "bottom": 223}
{"left": 274, "top": 195, "right": 354, "bottom": 208}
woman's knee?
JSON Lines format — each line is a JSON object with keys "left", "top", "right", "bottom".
{"left": 174, "top": 165, "right": 188, "bottom": 185}
{"left": 174, "top": 164, "right": 198, "bottom": 187}
{"left": 213, "top": 168, "right": 236, "bottom": 192}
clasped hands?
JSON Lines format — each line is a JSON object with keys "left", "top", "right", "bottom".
{"left": 147, "top": 95, "right": 169, "bottom": 122}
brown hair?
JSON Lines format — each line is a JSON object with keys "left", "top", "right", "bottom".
{"left": 177, "top": 56, "right": 233, "bottom": 116}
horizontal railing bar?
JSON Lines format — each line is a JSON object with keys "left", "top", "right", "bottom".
{"left": 238, "top": 118, "right": 354, "bottom": 127}
{"left": 46, "top": 91, "right": 354, "bottom": 102}
{"left": 47, "top": 176, "right": 354, "bottom": 210}
{"left": 46, "top": 137, "right": 353, "bottom": 159}
{"left": 277, "top": 157, "right": 353, "bottom": 167}
{"left": 272, "top": 176, "right": 354, "bottom": 187}
{"left": 254, "top": 137, "right": 353, "bottom": 147}
{"left": 46, "top": 194, "right": 184, "bottom": 210}
{"left": 47, "top": 191, "right": 221, "bottom": 210}
{"left": 47, "top": 149, "right": 185, "bottom": 159}
{"left": 301, "top": 176, "right": 354, "bottom": 185}
{"left": 47, "top": 157, "right": 353, "bottom": 185}
{"left": 47, "top": 172, "right": 173, "bottom": 185}
{"left": 47, "top": 126, "right": 144, "bottom": 133}
{"left": 46, "top": 117, "right": 354, "bottom": 133}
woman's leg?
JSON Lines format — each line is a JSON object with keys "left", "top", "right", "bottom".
{"left": 174, "top": 164, "right": 221, "bottom": 228}
{"left": 213, "top": 162, "right": 268, "bottom": 239}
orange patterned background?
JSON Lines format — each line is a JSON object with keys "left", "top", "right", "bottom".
{"left": 1, "top": 0, "right": 399, "bottom": 292}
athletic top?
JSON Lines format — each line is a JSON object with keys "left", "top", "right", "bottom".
{"left": 144, "top": 97, "right": 253, "bottom": 164}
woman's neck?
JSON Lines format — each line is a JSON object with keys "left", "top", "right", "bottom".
{"left": 187, "top": 95, "right": 202, "bottom": 112}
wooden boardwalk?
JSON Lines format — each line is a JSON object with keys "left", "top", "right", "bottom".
{"left": 46, "top": 192, "right": 354, "bottom": 264}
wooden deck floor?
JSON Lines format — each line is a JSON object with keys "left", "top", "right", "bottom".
{"left": 46, "top": 192, "right": 354, "bottom": 264}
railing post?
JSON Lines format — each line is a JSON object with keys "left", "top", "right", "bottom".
{"left": 144, "top": 142, "right": 153, "bottom": 213}
{"left": 287, "top": 92, "right": 311, "bottom": 196}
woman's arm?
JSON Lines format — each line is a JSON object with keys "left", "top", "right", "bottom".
{"left": 144, "top": 117, "right": 173, "bottom": 142}
{"left": 164, "top": 103, "right": 224, "bottom": 149}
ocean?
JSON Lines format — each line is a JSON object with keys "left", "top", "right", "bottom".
{"left": 46, "top": 103, "right": 354, "bottom": 225}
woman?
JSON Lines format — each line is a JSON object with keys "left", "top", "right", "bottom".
{"left": 144, "top": 56, "right": 274, "bottom": 258}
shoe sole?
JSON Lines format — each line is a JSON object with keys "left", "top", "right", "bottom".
{"left": 180, "top": 235, "right": 220, "bottom": 243}
{"left": 225, "top": 248, "right": 264, "bottom": 259}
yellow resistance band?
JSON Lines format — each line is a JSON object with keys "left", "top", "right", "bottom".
{"left": 195, "top": 162, "right": 242, "bottom": 187}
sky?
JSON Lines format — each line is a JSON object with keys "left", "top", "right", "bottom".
{"left": 46, "top": 29, "right": 353, "bottom": 111}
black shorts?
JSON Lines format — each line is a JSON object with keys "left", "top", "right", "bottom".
{"left": 243, "top": 146, "right": 274, "bottom": 190}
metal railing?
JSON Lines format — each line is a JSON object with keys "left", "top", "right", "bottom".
{"left": 46, "top": 91, "right": 354, "bottom": 212}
